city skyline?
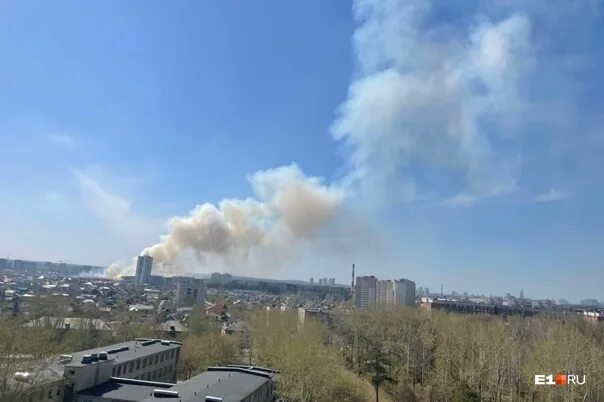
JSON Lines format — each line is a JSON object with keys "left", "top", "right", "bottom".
{"left": 1, "top": 1, "right": 603, "bottom": 301}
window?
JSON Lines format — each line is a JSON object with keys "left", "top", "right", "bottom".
{"left": 142, "top": 358, "right": 147, "bottom": 368}
{"left": 154, "top": 355, "right": 159, "bottom": 364}
{"left": 136, "top": 359, "right": 140, "bottom": 370}
{"left": 160, "top": 353, "right": 164, "bottom": 362}
{"left": 116, "top": 365, "right": 121, "bottom": 376}
{"left": 170, "top": 350, "right": 174, "bottom": 359}
{"left": 147, "top": 372, "right": 152, "bottom": 380}
{"left": 169, "top": 364, "right": 172, "bottom": 372}
{"left": 128, "top": 362, "right": 134, "bottom": 373}
{"left": 163, "top": 366, "right": 167, "bottom": 375}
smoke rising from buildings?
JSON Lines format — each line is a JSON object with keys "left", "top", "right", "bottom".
{"left": 107, "top": 0, "right": 555, "bottom": 278}
{"left": 106, "top": 164, "right": 343, "bottom": 278}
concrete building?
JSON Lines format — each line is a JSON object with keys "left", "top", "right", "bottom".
{"left": 76, "top": 365, "right": 276, "bottom": 402}
{"left": 5, "top": 339, "right": 181, "bottom": 402}
{"left": 135, "top": 256, "right": 153, "bottom": 286}
{"left": 174, "top": 276, "right": 206, "bottom": 307}
{"left": 376, "top": 280, "right": 394, "bottom": 304}
{"left": 394, "top": 278, "right": 416, "bottom": 307}
{"left": 355, "top": 276, "right": 377, "bottom": 308}
{"left": 328, "top": 278, "right": 335, "bottom": 287}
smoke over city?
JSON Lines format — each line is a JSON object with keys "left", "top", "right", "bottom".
{"left": 106, "top": 165, "right": 343, "bottom": 278}
{"left": 107, "top": 0, "right": 543, "bottom": 278}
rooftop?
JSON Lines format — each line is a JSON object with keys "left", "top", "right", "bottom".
{"left": 65, "top": 339, "right": 181, "bottom": 368}
{"left": 76, "top": 366, "right": 275, "bottom": 402}
{"left": 77, "top": 378, "right": 173, "bottom": 401}
{"left": 142, "top": 367, "right": 274, "bottom": 402}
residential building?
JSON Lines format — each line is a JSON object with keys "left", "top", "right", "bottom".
{"left": 174, "top": 276, "right": 206, "bottom": 307}
{"left": 328, "top": 278, "right": 335, "bottom": 287}
{"left": 355, "top": 276, "right": 377, "bottom": 308}
{"left": 134, "top": 256, "right": 153, "bottom": 286}
{"left": 394, "top": 278, "right": 416, "bottom": 306}
{"left": 376, "top": 280, "right": 394, "bottom": 304}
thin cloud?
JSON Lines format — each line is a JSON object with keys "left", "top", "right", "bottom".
{"left": 74, "top": 170, "right": 163, "bottom": 246}
{"left": 533, "top": 188, "right": 568, "bottom": 203}
{"left": 436, "top": 194, "right": 480, "bottom": 208}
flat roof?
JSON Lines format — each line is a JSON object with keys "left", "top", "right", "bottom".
{"left": 75, "top": 366, "right": 272, "bottom": 402}
{"left": 142, "top": 368, "right": 271, "bottom": 402}
{"left": 65, "top": 340, "right": 181, "bottom": 368}
{"left": 78, "top": 378, "right": 173, "bottom": 401}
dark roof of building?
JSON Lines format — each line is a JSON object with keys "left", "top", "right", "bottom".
{"left": 142, "top": 367, "right": 273, "bottom": 402}
{"left": 75, "top": 366, "right": 273, "bottom": 402}
{"left": 78, "top": 378, "right": 173, "bottom": 402}
{"left": 65, "top": 339, "right": 181, "bottom": 368}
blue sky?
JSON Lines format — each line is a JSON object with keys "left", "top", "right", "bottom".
{"left": 0, "top": 0, "right": 602, "bottom": 301}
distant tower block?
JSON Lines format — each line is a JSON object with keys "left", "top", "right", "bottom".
{"left": 135, "top": 255, "right": 153, "bottom": 286}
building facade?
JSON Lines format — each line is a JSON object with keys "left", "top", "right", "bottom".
{"left": 376, "top": 280, "right": 394, "bottom": 304}
{"left": 394, "top": 278, "right": 416, "bottom": 306}
{"left": 134, "top": 256, "right": 153, "bottom": 286}
{"left": 5, "top": 339, "right": 182, "bottom": 402}
{"left": 174, "top": 276, "right": 206, "bottom": 307}
{"left": 355, "top": 276, "right": 377, "bottom": 308}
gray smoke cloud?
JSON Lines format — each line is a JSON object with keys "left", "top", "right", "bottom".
{"left": 106, "top": 0, "right": 544, "bottom": 278}
{"left": 106, "top": 164, "right": 343, "bottom": 278}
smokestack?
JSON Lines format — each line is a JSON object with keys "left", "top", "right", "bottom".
{"left": 351, "top": 263, "right": 355, "bottom": 296}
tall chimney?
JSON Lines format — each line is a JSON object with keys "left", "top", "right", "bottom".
{"left": 351, "top": 263, "right": 355, "bottom": 296}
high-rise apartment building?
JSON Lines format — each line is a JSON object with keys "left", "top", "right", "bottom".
{"left": 394, "top": 278, "right": 416, "bottom": 306}
{"left": 174, "top": 276, "right": 206, "bottom": 307}
{"left": 355, "top": 276, "right": 377, "bottom": 308}
{"left": 328, "top": 278, "right": 335, "bottom": 287}
{"left": 376, "top": 280, "right": 394, "bottom": 304}
{"left": 134, "top": 255, "right": 153, "bottom": 286}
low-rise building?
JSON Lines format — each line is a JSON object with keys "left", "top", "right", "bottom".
{"left": 75, "top": 365, "right": 276, "bottom": 402}
{"left": 2, "top": 339, "right": 182, "bottom": 402}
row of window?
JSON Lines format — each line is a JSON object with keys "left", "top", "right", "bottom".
{"left": 112, "top": 349, "right": 178, "bottom": 377}
{"left": 136, "top": 364, "right": 173, "bottom": 381}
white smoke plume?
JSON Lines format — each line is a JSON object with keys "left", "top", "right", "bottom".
{"left": 333, "top": 0, "right": 532, "bottom": 204}
{"left": 107, "top": 0, "right": 549, "bottom": 278}
{"left": 106, "top": 164, "right": 343, "bottom": 278}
